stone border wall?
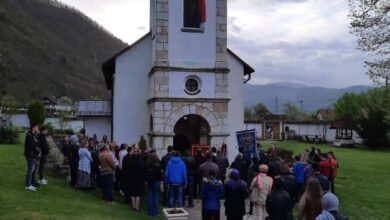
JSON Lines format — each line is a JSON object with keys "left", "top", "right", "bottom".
{"left": 155, "top": 0, "right": 169, "bottom": 67}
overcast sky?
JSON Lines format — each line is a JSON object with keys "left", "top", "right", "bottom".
{"left": 60, "top": 0, "right": 372, "bottom": 88}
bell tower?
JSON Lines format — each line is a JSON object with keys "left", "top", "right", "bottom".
{"left": 148, "top": 0, "right": 230, "bottom": 153}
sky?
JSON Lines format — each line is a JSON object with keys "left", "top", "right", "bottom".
{"left": 60, "top": 0, "right": 372, "bottom": 88}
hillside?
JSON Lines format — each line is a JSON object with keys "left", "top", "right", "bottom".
{"left": 244, "top": 83, "right": 372, "bottom": 113}
{"left": 0, "top": 0, "right": 127, "bottom": 102}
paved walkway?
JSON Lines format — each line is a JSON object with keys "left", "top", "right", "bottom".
{"left": 185, "top": 198, "right": 257, "bottom": 220}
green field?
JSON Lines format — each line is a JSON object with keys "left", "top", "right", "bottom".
{"left": 0, "top": 142, "right": 389, "bottom": 220}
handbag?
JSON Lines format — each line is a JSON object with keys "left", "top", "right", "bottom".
{"left": 250, "top": 176, "right": 260, "bottom": 203}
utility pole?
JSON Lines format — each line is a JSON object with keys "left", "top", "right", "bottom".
{"left": 275, "top": 96, "right": 279, "bottom": 114}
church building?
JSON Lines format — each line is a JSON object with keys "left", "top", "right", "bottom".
{"left": 102, "top": 0, "right": 254, "bottom": 161}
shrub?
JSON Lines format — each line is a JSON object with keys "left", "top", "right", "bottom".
{"left": 27, "top": 100, "right": 45, "bottom": 126}
{"left": 0, "top": 126, "right": 20, "bottom": 144}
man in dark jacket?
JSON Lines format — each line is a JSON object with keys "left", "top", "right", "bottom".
{"left": 280, "top": 164, "right": 298, "bottom": 206}
{"left": 198, "top": 152, "right": 219, "bottom": 183}
{"left": 38, "top": 127, "right": 49, "bottom": 185}
{"left": 266, "top": 176, "right": 293, "bottom": 220}
{"left": 24, "top": 124, "right": 41, "bottom": 191}
{"left": 309, "top": 162, "right": 330, "bottom": 192}
{"left": 182, "top": 149, "right": 196, "bottom": 207}
{"left": 230, "top": 153, "right": 247, "bottom": 181}
{"left": 268, "top": 156, "right": 281, "bottom": 178}
{"left": 194, "top": 148, "right": 205, "bottom": 198}
{"left": 215, "top": 149, "right": 229, "bottom": 183}
{"left": 161, "top": 146, "right": 173, "bottom": 206}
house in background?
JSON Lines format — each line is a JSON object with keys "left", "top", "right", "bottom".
{"left": 101, "top": 0, "right": 254, "bottom": 161}
{"left": 77, "top": 100, "right": 112, "bottom": 141}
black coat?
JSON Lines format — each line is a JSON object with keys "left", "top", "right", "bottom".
{"left": 224, "top": 180, "right": 248, "bottom": 217}
{"left": 145, "top": 162, "right": 162, "bottom": 183}
{"left": 281, "top": 173, "right": 298, "bottom": 205}
{"left": 161, "top": 153, "right": 173, "bottom": 172}
{"left": 122, "top": 154, "right": 145, "bottom": 197}
{"left": 268, "top": 160, "right": 281, "bottom": 178}
{"left": 24, "top": 131, "right": 40, "bottom": 159}
{"left": 230, "top": 159, "right": 248, "bottom": 181}
{"left": 266, "top": 189, "right": 293, "bottom": 220}
{"left": 182, "top": 155, "right": 196, "bottom": 177}
{"left": 38, "top": 134, "right": 49, "bottom": 155}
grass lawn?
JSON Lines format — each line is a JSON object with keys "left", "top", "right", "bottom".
{"left": 0, "top": 143, "right": 158, "bottom": 220}
{"left": 262, "top": 141, "right": 390, "bottom": 220}
{"left": 0, "top": 141, "right": 389, "bottom": 220}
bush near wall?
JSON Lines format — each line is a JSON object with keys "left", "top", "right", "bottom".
{"left": 0, "top": 126, "right": 20, "bottom": 144}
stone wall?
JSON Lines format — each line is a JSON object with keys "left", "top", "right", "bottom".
{"left": 151, "top": 71, "right": 169, "bottom": 97}
{"left": 216, "top": 0, "right": 227, "bottom": 69}
{"left": 155, "top": 0, "right": 169, "bottom": 67}
{"left": 149, "top": 100, "right": 230, "bottom": 156}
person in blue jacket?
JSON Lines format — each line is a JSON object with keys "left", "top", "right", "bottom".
{"left": 164, "top": 151, "right": 187, "bottom": 208}
{"left": 200, "top": 169, "right": 224, "bottom": 220}
{"left": 293, "top": 155, "right": 305, "bottom": 195}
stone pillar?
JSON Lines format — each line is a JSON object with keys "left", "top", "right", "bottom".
{"left": 155, "top": 0, "right": 169, "bottom": 67}
{"left": 216, "top": 0, "right": 227, "bottom": 69}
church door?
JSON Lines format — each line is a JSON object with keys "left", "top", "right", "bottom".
{"left": 173, "top": 114, "right": 210, "bottom": 152}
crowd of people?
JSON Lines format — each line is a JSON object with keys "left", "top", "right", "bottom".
{"left": 24, "top": 124, "right": 348, "bottom": 220}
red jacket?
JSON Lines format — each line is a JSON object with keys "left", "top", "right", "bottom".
{"left": 320, "top": 159, "right": 338, "bottom": 180}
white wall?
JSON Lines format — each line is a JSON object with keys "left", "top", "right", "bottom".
{"left": 113, "top": 37, "right": 152, "bottom": 145}
{"left": 84, "top": 117, "right": 111, "bottom": 141}
{"left": 168, "top": 72, "right": 215, "bottom": 98}
{"left": 226, "top": 54, "right": 245, "bottom": 163}
{"left": 168, "top": 0, "right": 216, "bottom": 68}
{"left": 6, "top": 114, "right": 83, "bottom": 131}
{"left": 245, "top": 123, "right": 263, "bottom": 139}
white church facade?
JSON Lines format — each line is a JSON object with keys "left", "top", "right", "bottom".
{"left": 102, "top": 0, "right": 254, "bottom": 161}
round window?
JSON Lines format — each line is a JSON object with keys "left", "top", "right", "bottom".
{"left": 185, "top": 77, "right": 201, "bottom": 95}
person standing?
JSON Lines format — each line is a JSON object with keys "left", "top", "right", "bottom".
{"left": 69, "top": 135, "right": 80, "bottom": 187}
{"left": 182, "top": 149, "right": 196, "bottom": 207}
{"left": 200, "top": 170, "right": 224, "bottom": 220}
{"left": 215, "top": 149, "right": 229, "bottom": 183}
{"left": 298, "top": 178, "right": 323, "bottom": 220}
{"left": 145, "top": 152, "right": 162, "bottom": 216}
{"left": 99, "top": 144, "right": 116, "bottom": 204}
{"left": 280, "top": 164, "right": 298, "bottom": 206}
{"left": 224, "top": 169, "right": 248, "bottom": 220}
{"left": 327, "top": 152, "right": 338, "bottom": 194}
{"left": 138, "top": 135, "right": 147, "bottom": 153}
{"left": 293, "top": 155, "right": 305, "bottom": 195}
{"left": 199, "top": 152, "right": 219, "bottom": 189}
{"left": 38, "top": 126, "right": 49, "bottom": 185}
{"left": 161, "top": 146, "right": 174, "bottom": 206}
{"left": 250, "top": 164, "right": 273, "bottom": 220}
{"left": 76, "top": 139, "right": 93, "bottom": 189}
{"left": 122, "top": 147, "right": 145, "bottom": 211}
{"left": 24, "top": 124, "right": 41, "bottom": 191}
{"left": 265, "top": 176, "right": 293, "bottom": 220}
{"left": 194, "top": 148, "right": 206, "bottom": 198}
{"left": 164, "top": 151, "right": 187, "bottom": 208}
{"left": 230, "top": 154, "right": 247, "bottom": 181}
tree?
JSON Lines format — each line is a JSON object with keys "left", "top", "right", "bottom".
{"left": 356, "top": 88, "right": 390, "bottom": 148}
{"left": 334, "top": 92, "right": 363, "bottom": 123}
{"left": 349, "top": 0, "right": 390, "bottom": 86}
{"left": 283, "top": 102, "right": 307, "bottom": 121}
{"left": 244, "top": 103, "right": 270, "bottom": 120}
{"left": 27, "top": 100, "right": 45, "bottom": 126}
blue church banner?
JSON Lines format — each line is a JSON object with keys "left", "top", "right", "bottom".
{"left": 236, "top": 129, "right": 258, "bottom": 159}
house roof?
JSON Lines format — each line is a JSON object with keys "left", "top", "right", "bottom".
{"left": 77, "top": 100, "right": 111, "bottom": 117}
{"left": 317, "top": 109, "right": 336, "bottom": 121}
{"left": 102, "top": 32, "right": 255, "bottom": 90}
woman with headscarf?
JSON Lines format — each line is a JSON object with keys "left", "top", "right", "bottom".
{"left": 224, "top": 168, "right": 248, "bottom": 220}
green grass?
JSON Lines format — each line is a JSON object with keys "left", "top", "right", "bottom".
{"left": 0, "top": 144, "right": 158, "bottom": 220}
{"left": 0, "top": 142, "right": 389, "bottom": 220}
{"left": 263, "top": 141, "right": 390, "bottom": 220}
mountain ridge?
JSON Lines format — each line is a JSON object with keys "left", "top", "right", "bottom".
{"left": 244, "top": 83, "right": 372, "bottom": 113}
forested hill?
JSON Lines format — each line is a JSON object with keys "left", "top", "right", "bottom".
{"left": 0, "top": 0, "right": 127, "bottom": 102}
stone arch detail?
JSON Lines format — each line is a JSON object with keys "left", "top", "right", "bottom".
{"left": 164, "top": 104, "right": 224, "bottom": 134}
